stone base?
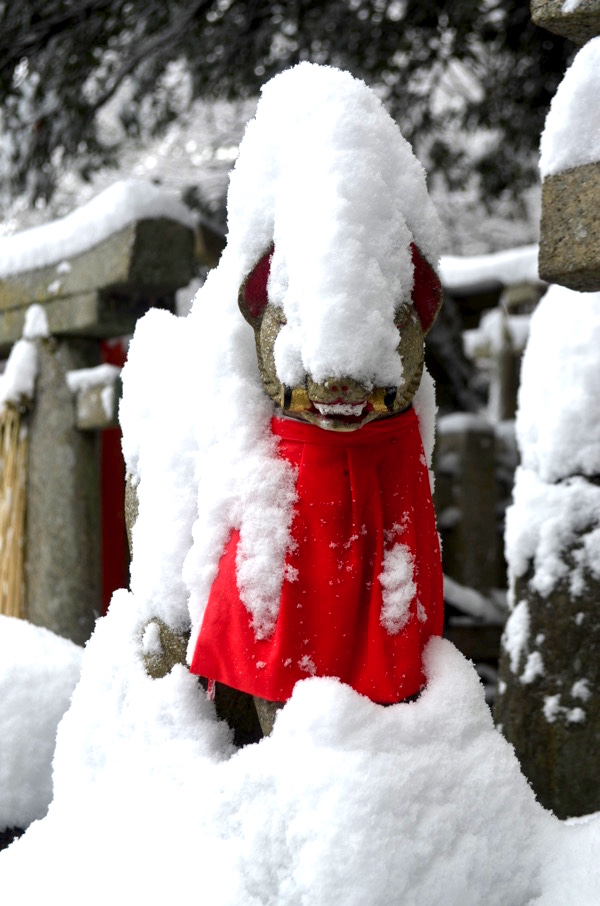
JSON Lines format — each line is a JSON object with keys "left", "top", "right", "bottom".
{"left": 539, "top": 162, "right": 600, "bottom": 292}
{"left": 495, "top": 565, "right": 600, "bottom": 819}
{"left": 531, "top": 0, "right": 600, "bottom": 44}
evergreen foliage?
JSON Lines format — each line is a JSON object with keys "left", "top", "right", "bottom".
{"left": 0, "top": 0, "right": 571, "bottom": 205}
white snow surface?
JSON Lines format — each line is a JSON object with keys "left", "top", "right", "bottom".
{"left": 412, "top": 365, "right": 437, "bottom": 471}
{"left": 516, "top": 285, "right": 600, "bottom": 483}
{"left": 502, "top": 599, "right": 530, "bottom": 675}
{"left": 467, "top": 308, "right": 531, "bottom": 357}
{"left": 503, "top": 284, "right": 600, "bottom": 666}
{"left": 540, "top": 37, "right": 600, "bottom": 178}
{"left": 0, "top": 304, "right": 51, "bottom": 410}
{"left": 0, "top": 179, "right": 196, "bottom": 278}
{"left": 505, "top": 467, "right": 600, "bottom": 597}
{"left": 439, "top": 244, "right": 540, "bottom": 293}
{"left": 0, "top": 616, "right": 82, "bottom": 830}
{"left": 22, "top": 303, "right": 49, "bottom": 340}
{"left": 5, "top": 63, "right": 600, "bottom": 901}
{"left": 227, "top": 62, "right": 442, "bottom": 389}
{"left": 379, "top": 543, "right": 417, "bottom": 634}
{"left": 0, "top": 338, "right": 37, "bottom": 410}
{"left": 65, "top": 363, "right": 120, "bottom": 394}
{"left": 3, "top": 611, "right": 590, "bottom": 906}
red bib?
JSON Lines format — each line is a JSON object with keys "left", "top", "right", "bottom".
{"left": 190, "top": 408, "right": 443, "bottom": 703}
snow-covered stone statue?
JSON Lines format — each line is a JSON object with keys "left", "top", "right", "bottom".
{"left": 123, "top": 63, "right": 444, "bottom": 739}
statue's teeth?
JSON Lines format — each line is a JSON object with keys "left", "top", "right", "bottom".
{"left": 314, "top": 402, "right": 366, "bottom": 416}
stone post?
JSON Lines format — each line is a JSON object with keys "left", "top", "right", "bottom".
{"left": 0, "top": 203, "right": 195, "bottom": 644}
{"left": 496, "top": 563, "right": 600, "bottom": 818}
{"left": 26, "top": 338, "right": 101, "bottom": 645}
{"left": 495, "top": 2, "right": 600, "bottom": 817}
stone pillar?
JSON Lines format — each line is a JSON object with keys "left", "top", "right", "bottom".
{"left": 1, "top": 199, "right": 196, "bottom": 644}
{"left": 534, "top": 1, "right": 600, "bottom": 291}
{"left": 495, "top": 3, "right": 600, "bottom": 816}
{"left": 496, "top": 564, "right": 600, "bottom": 819}
{"left": 26, "top": 338, "right": 101, "bottom": 645}
{"left": 434, "top": 415, "right": 499, "bottom": 593}
{"left": 539, "top": 162, "right": 600, "bottom": 291}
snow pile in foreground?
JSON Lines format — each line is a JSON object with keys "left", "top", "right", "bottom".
{"left": 2, "top": 604, "right": 599, "bottom": 903}
{"left": 0, "top": 616, "right": 82, "bottom": 830}
{"left": 0, "top": 179, "right": 196, "bottom": 278}
{"left": 539, "top": 36, "right": 600, "bottom": 178}
{"left": 0, "top": 597, "right": 581, "bottom": 905}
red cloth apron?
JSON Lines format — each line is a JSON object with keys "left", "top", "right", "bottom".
{"left": 190, "top": 408, "right": 443, "bottom": 703}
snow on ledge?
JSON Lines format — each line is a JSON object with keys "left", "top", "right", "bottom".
{"left": 540, "top": 37, "right": 600, "bottom": 178}
{"left": 65, "top": 364, "right": 121, "bottom": 394}
{"left": 439, "top": 245, "right": 540, "bottom": 295}
{"left": 0, "top": 180, "right": 197, "bottom": 279}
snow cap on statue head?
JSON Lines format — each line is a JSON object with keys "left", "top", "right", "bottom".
{"left": 181, "top": 64, "right": 442, "bottom": 640}
{"left": 226, "top": 62, "right": 443, "bottom": 392}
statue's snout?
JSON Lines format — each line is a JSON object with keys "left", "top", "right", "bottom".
{"left": 307, "top": 376, "right": 369, "bottom": 406}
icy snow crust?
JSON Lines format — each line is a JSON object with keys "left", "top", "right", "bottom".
{"left": 539, "top": 37, "right": 600, "bottom": 178}
{"left": 0, "top": 616, "right": 82, "bottom": 830}
{"left": 0, "top": 179, "right": 196, "bottom": 278}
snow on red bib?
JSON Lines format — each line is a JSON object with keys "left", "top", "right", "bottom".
{"left": 190, "top": 407, "right": 443, "bottom": 703}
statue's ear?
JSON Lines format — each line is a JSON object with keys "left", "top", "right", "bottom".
{"left": 410, "top": 242, "right": 443, "bottom": 335}
{"left": 238, "top": 245, "right": 274, "bottom": 326}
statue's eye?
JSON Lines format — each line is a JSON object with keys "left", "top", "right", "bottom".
{"left": 239, "top": 245, "right": 274, "bottom": 322}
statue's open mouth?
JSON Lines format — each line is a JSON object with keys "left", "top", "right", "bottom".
{"left": 313, "top": 401, "right": 367, "bottom": 418}
{"left": 308, "top": 399, "right": 373, "bottom": 427}
{"left": 281, "top": 385, "right": 398, "bottom": 430}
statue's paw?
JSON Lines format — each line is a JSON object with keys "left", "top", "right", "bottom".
{"left": 142, "top": 618, "right": 190, "bottom": 679}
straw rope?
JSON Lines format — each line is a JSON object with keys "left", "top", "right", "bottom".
{"left": 0, "top": 404, "right": 28, "bottom": 619}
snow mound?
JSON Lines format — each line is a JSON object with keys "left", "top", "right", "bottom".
{"left": 0, "top": 616, "right": 82, "bottom": 830}
{"left": 0, "top": 608, "right": 557, "bottom": 904}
